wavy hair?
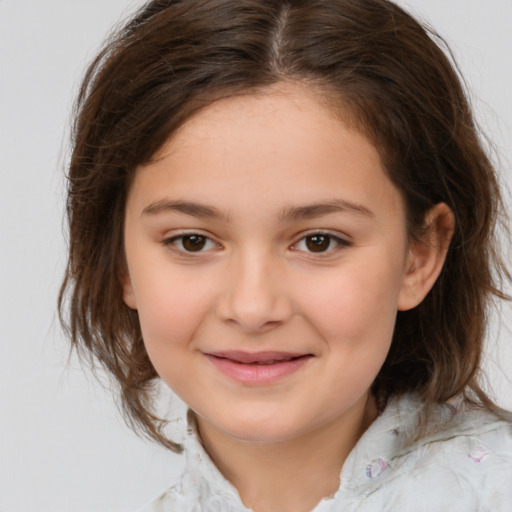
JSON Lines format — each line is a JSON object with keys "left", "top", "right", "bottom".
{"left": 59, "top": 0, "right": 511, "bottom": 450}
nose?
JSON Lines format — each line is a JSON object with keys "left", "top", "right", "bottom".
{"left": 216, "top": 249, "right": 294, "bottom": 334}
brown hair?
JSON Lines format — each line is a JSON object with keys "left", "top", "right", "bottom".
{"left": 59, "top": 0, "right": 511, "bottom": 450}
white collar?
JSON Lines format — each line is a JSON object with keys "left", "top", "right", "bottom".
{"left": 180, "top": 395, "right": 424, "bottom": 511}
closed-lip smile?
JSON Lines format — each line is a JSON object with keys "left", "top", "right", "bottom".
{"left": 203, "top": 351, "right": 314, "bottom": 385}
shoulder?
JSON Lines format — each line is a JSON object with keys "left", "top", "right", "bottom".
{"left": 355, "top": 397, "right": 512, "bottom": 511}
{"left": 136, "top": 479, "right": 248, "bottom": 512}
{"left": 135, "top": 419, "right": 250, "bottom": 512}
{"left": 136, "top": 487, "right": 180, "bottom": 512}
{"left": 403, "top": 411, "right": 511, "bottom": 505}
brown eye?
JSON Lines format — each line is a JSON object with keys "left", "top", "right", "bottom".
{"left": 181, "top": 235, "right": 207, "bottom": 252}
{"left": 164, "top": 233, "right": 218, "bottom": 254}
{"left": 305, "top": 235, "right": 331, "bottom": 252}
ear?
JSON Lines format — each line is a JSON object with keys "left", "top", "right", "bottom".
{"left": 397, "top": 203, "right": 454, "bottom": 311}
{"left": 121, "top": 270, "right": 138, "bottom": 310}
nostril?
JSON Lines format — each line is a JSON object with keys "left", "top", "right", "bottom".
{"left": 215, "top": 269, "right": 294, "bottom": 332}
{"left": 217, "top": 301, "right": 292, "bottom": 333}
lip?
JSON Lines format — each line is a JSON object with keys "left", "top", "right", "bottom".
{"left": 204, "top": 351, "right": 313, "bottom": 385}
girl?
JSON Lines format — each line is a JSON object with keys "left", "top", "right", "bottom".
{"left": 59, "top": 0, "right": 512, "bottom": 510}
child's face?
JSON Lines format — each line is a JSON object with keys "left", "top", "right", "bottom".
{"left": 122, "top": 84, "right": 414, "bottom": 444}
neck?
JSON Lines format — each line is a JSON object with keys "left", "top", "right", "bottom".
{"left": 196, "top": 393, "right": 378, "bottom": 512}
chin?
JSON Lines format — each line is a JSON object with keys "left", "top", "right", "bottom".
{"left": 208, "top": 410, "right": 318, "bottom": 445}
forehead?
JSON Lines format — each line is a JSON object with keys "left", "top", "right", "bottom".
{"left": 128, "top": 83, "right": 404, "bottom": 222}
{"left": 154, "top": 84, "right": 359, "bottom": 162}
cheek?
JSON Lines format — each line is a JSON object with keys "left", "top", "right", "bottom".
{"left": 134, "top": 275, "right": 216, "bottom": 390}
{"left": 133, "top": 269, "right": 216, "bottom": 353}
{"left": 299, "top": 257, "right": 404, "bottom": 345}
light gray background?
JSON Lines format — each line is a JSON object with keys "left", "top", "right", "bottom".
{"left": 0, "top": 1, "right": 511, "bottom": 511}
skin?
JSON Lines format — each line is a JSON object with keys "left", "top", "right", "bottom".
{"left": 122, "top": 83, "right": 453, "bottom": 512}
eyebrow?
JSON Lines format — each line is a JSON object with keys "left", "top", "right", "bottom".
{"left": 142, "top": 199, "right": 230, "bottom": 221}
{"left": 278, "top": 199, "right": 375, "bottom": 221}
{"left": 141, "top": 198, "right": 374, "bottom": 221}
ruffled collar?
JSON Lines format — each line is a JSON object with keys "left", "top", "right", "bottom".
{"left": 180, "top": 394, "right": 428, "bottom": 511}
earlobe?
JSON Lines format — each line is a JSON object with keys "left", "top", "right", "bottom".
{"left": 397, "top": 203, "right": 454, "bottom": 311}
{"left": 121, "top": 271, "right": 138, "bottom": 310}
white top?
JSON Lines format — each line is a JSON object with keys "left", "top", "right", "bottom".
{"left": 139, "top": 395, "right": 512, "bottom": 511}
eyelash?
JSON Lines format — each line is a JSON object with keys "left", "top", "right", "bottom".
{"left": 291, "top": 232, "right": 351, "bottom": 255}
{"left": 162, "top": 233, "right": 220, "bottom": 254}
{"left": 162, "top": 231, "right": 351, "bottom": 256}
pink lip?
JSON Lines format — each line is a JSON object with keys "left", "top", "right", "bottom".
{"left": 204, "top": 351, "right": 313, "bottom": 385}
